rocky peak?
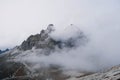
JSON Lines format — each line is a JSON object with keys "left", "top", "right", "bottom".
{"left": 46, "top": 24, "right": 55, "bottom": 33}
{"left": 20, "top": 24, "right": 56, "bottom": 51}
{"left": 20, "top": 24, "right": 86, "bottom": 51}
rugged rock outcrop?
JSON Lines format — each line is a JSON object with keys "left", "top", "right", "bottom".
{"left": 20, "top": 24, "right": 86, "bottom": 51}
{"left": 20, "top": 24, "right": 56, "bottom": 51}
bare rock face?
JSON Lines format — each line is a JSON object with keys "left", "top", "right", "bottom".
{"left": 20, "top": 24, "right": 56, "bottom": 51}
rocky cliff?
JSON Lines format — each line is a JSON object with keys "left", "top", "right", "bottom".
{"left": 20, "top": 24, "right": 56, "bottom": 51}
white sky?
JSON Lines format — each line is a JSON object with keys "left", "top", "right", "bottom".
{"left": 0, "top": 0, "right": 120, "bottom": 49}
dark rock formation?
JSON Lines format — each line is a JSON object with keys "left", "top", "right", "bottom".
{"left": 0, "top": 50, "right": 2, "bottom": 54}
{"left": 0, "top": 61, "right": 28, "bottom": 79}
{"left": 20, "top": 24, "right": 56, "bottom": 51}
{"left": 0, "top": 48, "right": 9, "bottom": 54}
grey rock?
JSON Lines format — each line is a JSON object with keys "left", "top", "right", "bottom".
{"left": 20, "top": 24, "right": 56, "bottom": 51}
{"left": 20, "top": 24, "right": 86, "bottom": 51}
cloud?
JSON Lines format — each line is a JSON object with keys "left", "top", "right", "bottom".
{"left": 0, "top": 0, "right": 120, "bottom": 72}
{"left": 16, "top": 23, "right": 120, "bottom": 72}
{"left": 0, "top": 0, "right": 120, "bottom": 50}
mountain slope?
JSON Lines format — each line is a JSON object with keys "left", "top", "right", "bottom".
{"left": 0, "top": 24, "right": 87, "bottom": 80}
{"left": 0, "top": 49, "right": 9, "bottom": 54}
{"left": 67, "top": 65, "right": 120, "bottom": 80}
{"left": 0, "top": 24, "right": 120, "bottom": 80}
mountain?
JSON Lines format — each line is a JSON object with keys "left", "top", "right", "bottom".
{"left": 19, "top": 24, "right": 86, "bottom": 51}
{"left": 0, "top": 49, "right": 9, "bottom": 54}
{"left": 0, "top": 24, "right": 120, "bottom": 80}
{"left": 0, "top": 24, "right": 86, "bottom": 80}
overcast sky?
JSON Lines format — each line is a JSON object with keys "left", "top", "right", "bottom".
{"left": 0, "top": 0, "right": 120, "bottom": 49}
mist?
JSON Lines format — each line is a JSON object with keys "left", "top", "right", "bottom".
{"left": 0, "top": 0, "right": 120, "bottom": 72}
{"left": 0, "top": 0, "right": 120, "bottom": 50}
{"left": 15, "top": 23, "right": 120, "bottom": 72}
